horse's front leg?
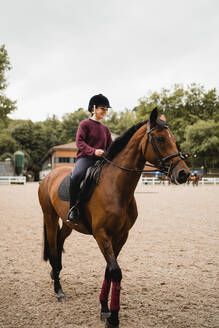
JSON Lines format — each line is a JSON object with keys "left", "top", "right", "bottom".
{"left": 100, "top": 265, "right": 111, "bottom": 321}
{"left": 95, "top": 229, "right": 123, "bottom": 328}
{"left": 106, "top": 258, "right": 122, "bottom": 328}
{"left": 99, "top": 262, "right": 122, "bottom": 328}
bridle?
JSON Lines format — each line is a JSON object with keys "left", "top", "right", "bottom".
{"left": 143, "top": 123, "right": 186, "bottom": 178}
{"left": 102, "top": 122, "right": 186, "bottom": 178}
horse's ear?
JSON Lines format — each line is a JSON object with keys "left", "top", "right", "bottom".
{"left": 150, "top": 107, "right": 158, "bottom": 126}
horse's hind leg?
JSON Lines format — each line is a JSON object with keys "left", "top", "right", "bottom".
{"left": 44, "top": 212, "right": 66, "bottom": 301}
{"left": 50, "top": 223, "right": 72, "bottom": 272}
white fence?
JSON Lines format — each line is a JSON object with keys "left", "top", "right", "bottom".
{"left": 140, "top": 177, "right": 163, "bottom": 185}
{"left": 200, "top": 177, "right": 219, "bottom": 185}
{"left": 0, "top": 176, "right": 26, "bottom": 185}
{"left": 139, "top": 176, "right": 219, "bottom": 185}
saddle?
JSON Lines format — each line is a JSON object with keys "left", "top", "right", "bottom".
{"left": 58, "top": 160, "right": 104, "bottom": 234}
{"left": 58, "top": 160, "right": 104, "bottom": 203}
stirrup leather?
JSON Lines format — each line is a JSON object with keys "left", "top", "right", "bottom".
{"left": 67, "top": 205, "right": 80, "bottom": 222}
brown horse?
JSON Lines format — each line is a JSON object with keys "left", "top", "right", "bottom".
{"left": 187, "top": 174, "right": 202, "bottom": 186}
{"left": 38, "top": 108, "right": 190, "bottom": 328}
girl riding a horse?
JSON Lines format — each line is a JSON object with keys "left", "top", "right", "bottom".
{"left": 38, "top": 107, "right": 190, "bottom": 328}
{"left": 67, "top": 94, "right": 112, "bottom": 224}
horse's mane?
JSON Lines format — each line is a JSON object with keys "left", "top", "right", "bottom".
{"left": 105, "top": 117, "right": 168, "bottom": 161}
{"left": 105, "top": 121, "right": 147, "bottom": 161}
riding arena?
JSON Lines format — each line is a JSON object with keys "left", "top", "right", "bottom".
{"left": 1, "top": 180, "right": 218, "bottom": 327}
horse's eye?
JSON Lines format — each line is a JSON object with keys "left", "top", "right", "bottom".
{"left": 155, "top": 136, "right": 165, "bottom": 144}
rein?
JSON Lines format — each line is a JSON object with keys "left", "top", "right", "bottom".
{"left": 103, "top": 122, "right": 186, "bottom": 176}
{"left": 102, "top": 155, "right": 158, "bottom": 173}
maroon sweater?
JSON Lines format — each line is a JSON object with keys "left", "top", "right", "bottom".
{"left": 76, "top": 119, "right": 112, "bottom": 159}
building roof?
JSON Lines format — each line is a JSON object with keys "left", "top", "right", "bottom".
{"left": 41, "top": 139, "right": 160, "bottom": 174}
{"left": 41, "top": 131, "right": 119, "bottom": 164}
{"left": 52, "top": 142, "right": 77, "bottom": 151}
{"left": 41, "top": 141, "right": 77, "bottom": 163}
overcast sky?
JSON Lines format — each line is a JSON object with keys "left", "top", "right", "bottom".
{"left": 1, "top": 0, "right": 219, "bottom": 122}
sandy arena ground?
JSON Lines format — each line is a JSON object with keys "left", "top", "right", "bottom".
{"left": 0, "top": 182, "right": 219, "bottom": 328}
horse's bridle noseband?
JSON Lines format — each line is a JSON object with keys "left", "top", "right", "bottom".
{"left": 102, "top": 122, "right": 186, "bottom": 177}
{"left": 143, "top": 122, "right": 186, "bottom": 177}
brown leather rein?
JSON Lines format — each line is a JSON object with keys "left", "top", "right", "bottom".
{"left": 102, "top": 122, "right": 186, "bottom": 177}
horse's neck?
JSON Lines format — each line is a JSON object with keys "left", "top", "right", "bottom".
{"left": 116, "top": 139, "right": 145, "bottom": 170}
{"left": 110, "top": 128, "right": 146, "bottom": 196}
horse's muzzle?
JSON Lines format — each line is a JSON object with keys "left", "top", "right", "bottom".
{"left": 176, "top": 169, "right": 190, "bottom": 184}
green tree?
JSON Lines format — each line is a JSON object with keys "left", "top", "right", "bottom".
{"left": 40, "top": 115, "right": 63, "bottom": 149}
{"left": 103, "top": 109, "right": 136, "bottom": 135}
{"left": 0, "top": 133, "right": 18, "bottom": 155}
{"left": 0, "top": 45, "right": 16, "bottom": 125}
{"left": 182, "top": 120, "right": 219, "bottom": 172}
{"left": 11, "top": 120, "right": 34, "bottom": 151}
{"left": 103, "top": 110, "right": 120, "bottom": 133}
{"left": 134, "top": 84, "right": 219, "bottom": 144}
{"left": 61, "top": 108, "right": 89, "bottom": 143}
{"left": 10, "top": 117, "right": 64, "bottom": 177}
{"left": 134, "top": 90, "right": 163, "bottom": 122}
{"left": 0, "top": 152, "right": 14, "bottom": 161}
{"left": 10, "top": 120, "right": 42, "bottom": 175}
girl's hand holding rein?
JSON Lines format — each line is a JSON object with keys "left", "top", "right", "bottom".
{"left": 95, "top": 149, "right": 104, "bottom": 157}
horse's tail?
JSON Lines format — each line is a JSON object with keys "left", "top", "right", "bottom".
{"left": 43, "top": 222, "right": 62, "bottom": 261}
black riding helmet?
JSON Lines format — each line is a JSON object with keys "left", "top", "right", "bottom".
{"left": 88, "top": 94, "right": 111, "bottom": 112}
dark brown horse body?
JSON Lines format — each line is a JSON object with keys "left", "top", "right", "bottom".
{"left": 38, "top": 108, "right": 190, "bottom": 328}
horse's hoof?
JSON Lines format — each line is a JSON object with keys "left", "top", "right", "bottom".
{"left": 57, "top": 290, "right": 66, "bottom": 302}
{"left": 105, "top": 319, "right": 119, "bottom": 328}
{"left": 100, "top": 311, "right": 111, "bottom": 322}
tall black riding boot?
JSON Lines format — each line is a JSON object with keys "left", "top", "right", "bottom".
{"left": 66, "top": 178, "right": 80, "bottom": 224}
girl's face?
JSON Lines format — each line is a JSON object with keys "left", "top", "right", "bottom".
{"left": 93, "top": 106, "right": 108, "bottom": 121}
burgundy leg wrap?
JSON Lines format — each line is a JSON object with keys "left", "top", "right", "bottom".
{"left": 99, "top": 278, "right": 111, "bottom": 303}
{"left": 110, "top": 281, "right": 121, "bottom": 311}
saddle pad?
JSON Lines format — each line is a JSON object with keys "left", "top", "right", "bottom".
{"left": 58, "top": 174, "right": 71, "bottom": 201}
{"left": 57, "top": 160, "right": 103, "bottom": 202}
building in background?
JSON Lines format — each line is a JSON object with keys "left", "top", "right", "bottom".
{"left": 39, "top": 134, "right": 118, "bottom": 180}
{"left": 40, "top": 142, "right": 77, "bottom": 180}
{"left": 0, "top": 151, "right": 25, "bottom": 177}
{"left": 0, "top": 159, "right": 14, "bottom": 176}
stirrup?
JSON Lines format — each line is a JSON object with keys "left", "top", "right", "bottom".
{"left": 66, "top": 205, "right": 80, "bottom": 224}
